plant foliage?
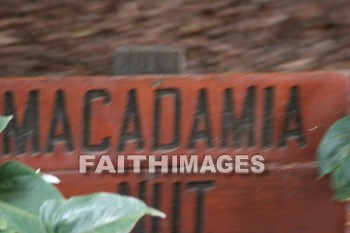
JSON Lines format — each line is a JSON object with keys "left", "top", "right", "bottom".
{"left": 0, "top": 161, "right": 165, "bottom": 233}
{"left": 318, "top": 115, "right": 350, "bottom": 201}
{"left": 0, "top": 115, "right": 165, "bottom": 233}
{"left": 0, "top": 115, "right": 12, "bottom": 133}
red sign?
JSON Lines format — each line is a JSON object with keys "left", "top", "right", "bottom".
{"left": 0, "top": 73, "right": 347, "bottom": 168}
{"left": 55, "top": 170, "right": 344, "bottom": 233}
{"left": 0, "top": 72, "right": 348, "bottom": 232}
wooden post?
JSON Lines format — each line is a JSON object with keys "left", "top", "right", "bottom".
{"left": 114, "top": 45, "right": 185, "bottom": 233}
{"left": 114, "top": 46, "right": 185, "bottom": 75}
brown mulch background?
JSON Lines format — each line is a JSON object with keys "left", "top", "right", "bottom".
{"left": 0, "top": 0, "right": 350, "bottom": 76}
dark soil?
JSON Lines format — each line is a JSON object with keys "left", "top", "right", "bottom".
{"left": 0, "top": 0, "right": 350, "bottom": 76}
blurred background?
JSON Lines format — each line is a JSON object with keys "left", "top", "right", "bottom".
{"left": 0, "top": 0, "right": 349, "bottom": 76}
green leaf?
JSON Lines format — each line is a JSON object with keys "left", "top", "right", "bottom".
{"left": 330, "top": 152, "right": 350, "bottom": 189}
{"left": 320, "top": 143, "right": 350, "bottom": 179}
{"left": 0, "top": 201, "right": 46, "bottom": 233}
{"left": 328, "top": 154, "right": 350, "bottom": 201}
{"left": 332, "top": 182, "right": 350, "bottom": 202}
{"left": 0, "top": 115, "right": 12, "bottom": 133}
{"left": 317, "top": 116, "right": 350, "bottom": 177}
{"left": 0, "top": 161, "right": 63, "bottom": 215}
{"left": 40, "top": 192, "right": 166, "bottom": 233}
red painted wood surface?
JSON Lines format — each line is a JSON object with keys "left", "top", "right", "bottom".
{"left": 0, "top": 72, "right": 347, "bottom": 169}
{"left": 54, "top": 169, "right": 344, "bottom": 233}
{"left": 0, "top": 72, "right": 348, "bottom": 232}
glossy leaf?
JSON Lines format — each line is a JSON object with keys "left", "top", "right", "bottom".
{"left": 318, "top": 116, "right": 350, "bottom": 201}
{"left": 0, "top": 115, "right": 12, "bottom": 133}
{"left": 40, "top": 192, "right": 165, "bottom": 233}
{"left": 330, "top": 152, "right": 350, "bottom": 189}
{"left": 0, "top": 161, "right": 63, "bottom": 215}
{"left": 318, "top": 116, "right": 350, "bottom": 177}
{"left": 0, "top": 201, "right": 46, "bottom": 233}
{"left": 334, "top": 185, "right": 350, "bottom": 202}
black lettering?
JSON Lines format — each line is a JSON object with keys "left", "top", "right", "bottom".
{"left": 83, "top": 90, "right": 111, "bottom": 152}
{"left": 186, "top": 181, "right": 215, "bottom": 233}
{"left": 221, "top": 87, "right": 256, "bottom": 148}
{"left": 153, "top": 89, "right": 181, "bottom": 150}
{"left": 117, "top": 90, "right": 144, "bottom": 151}
{"left": 188, "top": 89, "right": 213, "bottom": 149}
{"left": 262, "top": 87, "right": 274, "bottom": 148}
{"left": 134, "top": 181, "right": 147, "bottom": 233}
{"left": 117, "top": 182, "right": 130, "bottom": 195}
{"left": 46, "top": 90, "right": 74, "bottom": 152}
{"left": 171, "top": 182, "right": 181, "bottom": 233}
{"left": 152, "top": 183, "right": 162, "bottom": 233}
{"left": 3, "top": 91, "right": 39, "bottom": 154}
{"left": 117, "top": 182, "right": 165, "bottom": 233}
{"left": 280, "top": 86, "right": 306, "bottom": 147}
